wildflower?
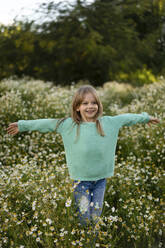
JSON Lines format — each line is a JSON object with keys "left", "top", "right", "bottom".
{"left": 3, "top": 238, "right": 8, "bottom": 244}
{"left": 36, "top": 237, "right": 41, "bottom": 242}
{"left": 65, "top": 197, "right": 72, "bottom": 207}
{"left": 60, "top": 232, "right": 64, "bottom": 237}
{"left": 50, "top": 226, "right": 55, "bottom": 231}
{"left": 147, "top": 195, "right": 153, "bottom": 200}
{"left": 71, "top": 229, "right": 76, "bottom": 235}
{"left": 46, "top": 218, "right": 52, "bottom": 225}
{"left": 38, "top": 231, "right": 43, "bottom": 236}
{"left": 105, "top": 201, "right": 110, "bottom": 207}
{"left": 111, "top": 207, "right": 115, "bottom": 212}
{"left": 32, "top": 200, "right": 36, "bottom": 211}
{"left": 31, "top": 226, "right": 37, "bottom": 232}
{"left": 108, "top": 215, "right": 118, "bottom": 222}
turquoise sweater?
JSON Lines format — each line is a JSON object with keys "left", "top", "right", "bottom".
{"left": 18, "top": 112, "right": 150, "bottom": 181}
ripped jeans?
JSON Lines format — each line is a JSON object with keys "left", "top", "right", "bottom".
{"left": 73, "top": 178, "right": 106, "bottom": 226}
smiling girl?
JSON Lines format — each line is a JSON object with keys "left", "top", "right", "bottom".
{"left": 7, "top": 85, "right": 159, "bottom": 226}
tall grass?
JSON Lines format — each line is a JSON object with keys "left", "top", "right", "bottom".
{"left": 0, "top": 78, "right": 164, "bottom": 248}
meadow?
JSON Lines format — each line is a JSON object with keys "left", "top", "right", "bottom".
{"left": 0, "top": 78, "right": 164, "bottom": 248}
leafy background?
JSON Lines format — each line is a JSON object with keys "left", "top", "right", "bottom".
{"left": 0, "top": 0, "right": 165, "bottom": 85}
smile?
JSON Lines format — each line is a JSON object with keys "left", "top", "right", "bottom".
{"left": 85, "top": 110, "right": 96, "bottom": 113}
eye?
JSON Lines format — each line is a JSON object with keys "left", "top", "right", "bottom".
{"left": 82, "top": 102, "right": 88, "bottom": 105}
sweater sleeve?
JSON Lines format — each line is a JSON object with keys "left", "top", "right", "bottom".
{"left": 18, "top": 119, "right": 60, "bottom": 133}
{"left": 112, "top": 112, "right": 150, "bottom": 128}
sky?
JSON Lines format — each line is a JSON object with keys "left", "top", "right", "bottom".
{"left": 0, "top": 0, "right": 94, "bottom": 25}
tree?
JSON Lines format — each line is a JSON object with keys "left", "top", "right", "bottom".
{"left": 0, "top": 0, "right": 164, "bottom": 85}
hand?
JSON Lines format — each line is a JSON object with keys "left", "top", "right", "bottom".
{"left": 7, "top": 122, "right": 19, "bottom": 135}
{"left": 147, "top": 117, "right": 160, "bottom": 127}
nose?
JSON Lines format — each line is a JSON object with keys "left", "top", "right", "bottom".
{"left": 88, "top": 103, "right": 94, "bottom": 108}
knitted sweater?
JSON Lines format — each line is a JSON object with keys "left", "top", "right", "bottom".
{"left": 18, "top": 112, "right": 150, "bottom": 181}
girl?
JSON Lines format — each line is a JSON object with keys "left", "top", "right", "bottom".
{"left": 7, "top": 85, "right": 159, "bottom": 226}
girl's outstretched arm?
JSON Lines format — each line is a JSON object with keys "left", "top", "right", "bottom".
{"left": 7, "top": 119, "right": 64, "bottom": 134}
{"left": 112, "top": 112, "right": 160, "bottom": 128}
{"left": 7, "top": 122, "right": 19, "bottom": 135}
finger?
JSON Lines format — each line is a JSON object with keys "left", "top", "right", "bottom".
{"left": 9, "top": 123, "right": 16, "bottom": 128}
{"left": 152, "top": 120, "right": 159, "bottom": 124}
{"left": 8, "top": 130, "right": 18, "bottom": 135}
{"left": 151, "top": 119, "right": 158, "bottom": 122}
{"left": 7, "top": 123, "right": 17, "bottom": 129}
{"left": 7, "top": 128, "right": 18, "bottom": 134}
{"left": 7, "top": 127, "right": 16, "bottom": 133}
{"left": 7, "top": 127, "right": 13, "bottom": 132}
{"left": 7, "top": 131, "right": 14, "bottom": 135}
{"left": 7, "top": 125, "right": 15, "bottom": 130}
{"left": 149, "top": 121, "right": 159, "bottom": 125}
{"left": 153, "top": 119, "right": 160, "bottom": 123}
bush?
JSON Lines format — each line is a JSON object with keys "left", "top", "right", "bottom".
{"left": 116, "top": 67, "right": 157, "bottom": 86}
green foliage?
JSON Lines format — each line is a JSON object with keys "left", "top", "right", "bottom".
{"left": 0, "top": 0, "right": 165, "bottom": 85}
{"left": 0, "top": 78, "right": 164, "bottom": 247}
{"left": 116, "top": 67, "right": 157, "bottom": 86}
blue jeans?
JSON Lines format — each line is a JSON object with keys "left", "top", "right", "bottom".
{"left": 73, "top": 178, "right": 106, "bottom": 225}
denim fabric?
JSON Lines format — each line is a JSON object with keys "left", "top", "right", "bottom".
{"left": 73, "top": 178, "right": 106, "bottom": 225}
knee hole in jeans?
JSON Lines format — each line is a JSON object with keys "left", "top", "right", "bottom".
{"left": 79, "top": 195, "right": 90, "bottom": 214}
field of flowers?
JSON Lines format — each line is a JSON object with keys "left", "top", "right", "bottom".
{"left": 0, "top": 78, "right": 164, "bottom": 248}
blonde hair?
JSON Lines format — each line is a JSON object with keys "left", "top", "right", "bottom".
{"left": 71, "top": 85, "right": 105, "bottom": 137}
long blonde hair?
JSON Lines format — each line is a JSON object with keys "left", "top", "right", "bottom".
{"left": 71, "top": 85, "right": 105, "bottom": 137}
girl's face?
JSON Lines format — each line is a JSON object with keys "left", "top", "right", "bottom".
{"left": 76, "top": 93, "right": 99, "bottom": 122}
